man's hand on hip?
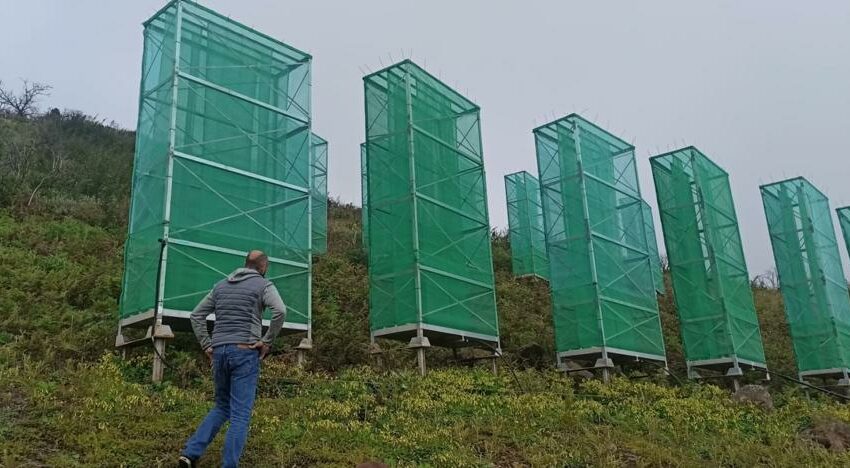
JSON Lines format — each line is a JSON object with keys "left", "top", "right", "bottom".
{"left": 250, "top": 341, "right": 270, "bottom": 359}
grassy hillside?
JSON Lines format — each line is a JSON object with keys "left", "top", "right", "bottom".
{"left": 0, "top": 112, "right": 847, "bottom": 466}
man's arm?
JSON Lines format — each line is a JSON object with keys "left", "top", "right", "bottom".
{"left": 190, "top": 291, "right": 216, "bottom": 350}
{"left": 261, "top": 283, "right": 286, "bottom": 345}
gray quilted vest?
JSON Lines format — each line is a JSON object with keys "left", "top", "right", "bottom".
{"left": 210, "top": 268, "right": 269, "bottom": 348}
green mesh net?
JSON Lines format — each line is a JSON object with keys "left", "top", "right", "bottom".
{"left": 651, "top": 148, "right": 766, "bottom": 372}
{"left": 120, "top": 0, "right": 312, "bottom": 335}
{"left": 363, "top": 60, "right": 499, "bottom": 345}
{"left": 504, "top": 171, "right": 549, "bottom": 280}
{"left": 642, "top": 201, "right": 665, "bottom": 295}
{"left": 311, "top": 133, "right": 328, "bottom": 255}
{"left": 761, "top": 177, "right": 850, "bottom": 375}
{"left": 360, "top": 142, "right": 369, "bottom": 249}
{"left": 534, "top": 114, "right": 665, "bottom": 363}
{"left": 839, "top": 206, "right": 850, "bottom": 259}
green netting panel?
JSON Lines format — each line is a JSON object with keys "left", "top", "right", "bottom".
{"left": 504, "top": 171, "right": 549, "bottom": 280}
{"left": 360, "top": 143, "right": 369, "bottom": 249}
{"left": 363, "top": 60, "right": 499, "bottom": 341}
{"left": 761, "top": 177, "right": 850, "bottom": 375}
{"left": 642, "top": 201, "right": 665, "bottom": 295}
{"left": 839, "top": 207, "right": 850, "bottom": 261}
{"left": 311, "top": 133, "right": 328, "bottom": 255}
{"left": 534, "top": 114, "right": 665, "bottom": 360}
{"left": 120, "top": 0, "right": 312, "bottom": 332}
{"left": 651, "top": 147, "right": 766, "bottom": 368}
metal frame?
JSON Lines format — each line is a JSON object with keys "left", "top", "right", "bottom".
{"left": 837, "top": 205, "right": 850, "bottom": 272}
{"left": 837, "top": 204, "right": 850, "bottom": 384}
{"left": 534, "top": 114, "right": 667, "bottom": 381}
{"left": 686, "top": 356, "right": 770, "bottom": 390}
{"left": 360, "top": 143, "right": 369, "bottom": 249}
{"left": 799, "top": 368, "right": 850, "bottom": 387}
{"left": 311, "top": 133, "right": 328, "bottom": 255}
{"left": 504, "top": 171, "right": 549, "bottom": 280}
{"left": 651, "top": 147, "right": 767, "bottom": 382}
{"left": 364, "top": 60, "right": 500, "bottom": 375}
{"left": 372, "top": 323, "right": 499, "bottom": 346}
{"left": 556, "top": 347, "right": 667, "bottom": 364}
{"left": 641, "top": 200, "right": 665, "bottom": 295}
{"left": 761, "top": 177, "right": 850, "bottom": 383}
{"left": 118, "top": 308, "right": 309, "bottom": 332}
{"left": 119, "top": 0, "right": 313, "bottom": 380}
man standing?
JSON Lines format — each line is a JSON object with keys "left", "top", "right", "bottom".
{"left": 178, "top": 250, "right": 286, "bottom": 468}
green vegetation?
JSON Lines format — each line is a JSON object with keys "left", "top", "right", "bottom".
{"left": 0, "top": 111, "right": 848, "bottom": 466}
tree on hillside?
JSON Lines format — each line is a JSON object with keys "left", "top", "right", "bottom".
{"left": 752, "top": 268, "right": 779, "bottom": 290}
{"left": 0, "top": 118, "right": 61, "bottom": 206}
{"left": 25, "top": 123, "right": 67, "bottom": 206}
{"left": 0, "top": 97, "right": 135, "bottom": 218}
{"left": 0, "top": 79, "right": 52, "bottom": 118}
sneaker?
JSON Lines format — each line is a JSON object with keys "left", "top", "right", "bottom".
{"left": 177, "top": 455, "right": 195, "bottom": 468}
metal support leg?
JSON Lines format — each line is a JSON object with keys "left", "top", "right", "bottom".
{"left": 687, "top": 363, "right": 701, "bottom": 380}
{"left": 417, "top": 348, "right": 426, "bottom": 376}
{"left": 726, "top": 360, "right": 744, "bottom": 392}
{"left": 490, "top": 353, "right": 498, "bottom": 375}
{"left": 115, "top": 324, "right": 127, "bottom": 360}
{"left": 149, "top": 323, "right": 174, "bottom": 383}
{"left": 407, "top": 336, "right": 430, "bottom": 377}
{"left": 799, "top": 374, "right": 812, "bottom": 400}
{"left": 152, "top": 338, "right": 166, "bottom": 383}
{"left": 595, "top": 353, "right": 614, "bottom": 384}
{"left": 115, "top": 328, "right": 128, "bottom": 360}
{"left": 295, "top": 337, "right": 312, "bottom": 368}
{"left": 369, "top": 337, "right": 383, "bottom": 369}
{"left": 840, "top": 369, "right": 850, "bottom": 398}
{"left": 839, "top": 369, "right": 850, "bottom": 387}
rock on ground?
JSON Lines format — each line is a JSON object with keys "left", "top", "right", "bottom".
{"left": 732, "top": 384, "right": 773, "bottom": 410}
{"left": 801, "top": 418, "right": 850, "bottom": 452}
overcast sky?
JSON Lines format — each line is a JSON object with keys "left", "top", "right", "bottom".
{"left": 2, "top": 0, "right": 849, "bottom": 276}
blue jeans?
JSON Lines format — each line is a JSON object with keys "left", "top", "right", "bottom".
{"left": 182, "top": 344, "right": 260, "bottom": 468}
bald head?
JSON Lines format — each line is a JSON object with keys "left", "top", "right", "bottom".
{"left": 245, "top": 250, "right": 269, "bottom": 276}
